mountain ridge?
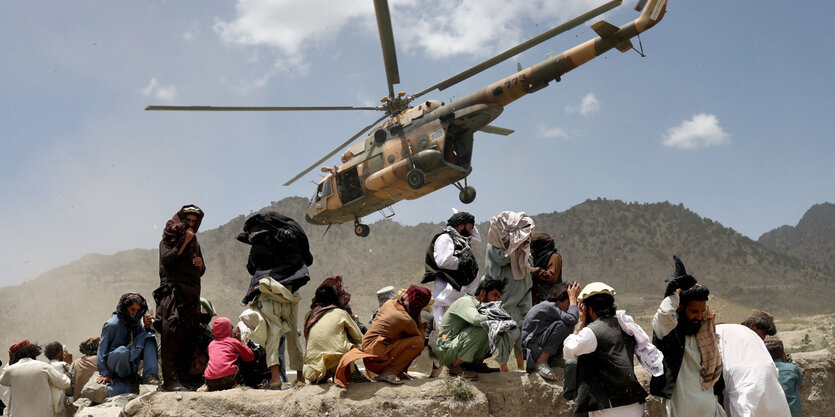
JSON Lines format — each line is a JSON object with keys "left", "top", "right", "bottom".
{"left": 1, "top": 197, "right": 831, "bottom": 357}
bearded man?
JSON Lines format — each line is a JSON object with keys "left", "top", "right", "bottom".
{"left": 422, "top": 211, "right": 481, "bottom": 330}
{"left": 153, "top": 204, "right": 205, "bottom": 392}
{"left": 650, "top": 256, "right": 726, "bottom": 417}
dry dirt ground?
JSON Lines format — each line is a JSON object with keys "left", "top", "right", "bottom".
{"left": 75, "top": 349, "right": 833, "bottom": 417}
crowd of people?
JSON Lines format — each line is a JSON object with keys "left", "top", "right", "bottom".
{"left": 0, "top": 206, "right": 806, "bottom": 417}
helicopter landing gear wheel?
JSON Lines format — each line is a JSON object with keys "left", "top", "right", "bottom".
{"left": 459, "top": 186, "right": 476, "bottom": 204}
{"left": 406, "top": 169, "right": 425, "bottom": 189}
{"left": 354, "top": 223, "right": 370, "bottom": 237}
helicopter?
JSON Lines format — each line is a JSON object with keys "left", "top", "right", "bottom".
{"left": 147, "top": 0, "right": 668, "bottom": 237}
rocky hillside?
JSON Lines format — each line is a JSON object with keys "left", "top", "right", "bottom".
{"left": 1, "top": 197, "right": 832, "bottom": 355}
{"left": 759, "top": 202, "right": 835, "bottom": 276}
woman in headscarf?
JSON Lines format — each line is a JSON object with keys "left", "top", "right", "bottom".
{"left": 334, "top": 285, "right": 432, "bottom": 387}
{"left": 529, "top": 231, "right": 563, "bottom": 305}
{"left": 302, "top": 285, "right": 364, "bottom": 384}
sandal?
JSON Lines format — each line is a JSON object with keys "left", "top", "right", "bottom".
{"left": 536, "top": 363, "right": 557, "bottom": 382}
{"left": 376, "top": 373, "right": 403, "bottom": 385}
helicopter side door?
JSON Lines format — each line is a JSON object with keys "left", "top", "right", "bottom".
{"left": 336, "top": 166, "right": 364, "bottom": 204}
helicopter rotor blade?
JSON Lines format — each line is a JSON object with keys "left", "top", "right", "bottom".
{"left": 412, "top": 0, "right": 622, "bottom": 99}
{"left": 373, "top": 0, "right": 400, "bottom": 98}
{"left": 283, "top": 114, "right": 388, "bottom": 186}
{"left": 145, "top": 105, "right": 380, "bottom": 111}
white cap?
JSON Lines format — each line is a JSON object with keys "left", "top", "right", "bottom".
{"left": 578, "top": 282, "right": 616, "bottom": 303}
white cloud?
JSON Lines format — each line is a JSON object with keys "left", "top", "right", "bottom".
{"left": 537, "top": 125, "right": 569, "bottom": 139}
{"left": 565, "top": 92, "right": 600, "bottom": 116}
{"left": 141, "top": 78, "right": 179, "bottom": 103}
{"left": 183, "top": 21, "right": 200, "bottom": 42}
{"left": 662, "top": 113, "right": 730, "bottom": 150}
{"left": 213, "top": 0, "right": 607, "bottom": 63}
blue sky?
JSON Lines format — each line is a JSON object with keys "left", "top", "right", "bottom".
{"left": 1, "top": 0, "right": 833, "bottom": 287}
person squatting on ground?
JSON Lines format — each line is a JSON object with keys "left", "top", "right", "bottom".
{"left": 435, "top": 279, "right": 505, "bottom": 380}
{"left": 563, "top": 282, "right": 662, "bottom": 417}
{"left": 0, "top": 341, "right": 70, "bottom": 417}
{"left": 521, "top": 282, "right": 580, "bottom": 381}
{"left": 484, "top": 210, "right": 535, "bottom": 371}
{"left": 237, "top": 211, "right": 312, "bottom": 389}
{"left": 334, "top": 285, "right": 432, "bottom": 387}
{"left": 529, "top": 231, "right": 563, "bottom": 305}
{"left": 153, "top": 204, "right": 205, "bottom": 392}
{"left": 97, "top": 293, "right": 159, "bottom": 396}
{"left": 715, "top": 323, "right": 791, "bottom": 417}
{"left": 766, "top": 339, "right": 803, "bottom": 417}
{"left": 202, "top": 317, "right": 254, "bottom": 391}
{"left": 70, "top": 337, "right": 99, "bottom": 400}
{"left": 44, "top": 342, "right": 73, "bottom": 416}
{"left": 650, "top": 256, "right": 726, "bottom": 417}
{"left": 303, "top": 283, "right": 363, "bottom": 384}
{"left": 422, "top": 211, "right": 481, "bottom": 331}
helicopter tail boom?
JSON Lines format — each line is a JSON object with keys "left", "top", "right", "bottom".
{"left": 447, "top": 0, "right": 668, "bottom": 112}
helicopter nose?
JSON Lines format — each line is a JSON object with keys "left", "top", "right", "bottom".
{"left": 304, "top": 213, "right": 318, "bottom": 224}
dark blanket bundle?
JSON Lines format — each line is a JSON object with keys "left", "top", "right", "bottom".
{"left": 237, "top": 211, "right": 313, "bottom": 304}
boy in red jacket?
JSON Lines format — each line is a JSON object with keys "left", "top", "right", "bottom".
{"left": 204, "top": 317, "right": 255, "bottom": 391}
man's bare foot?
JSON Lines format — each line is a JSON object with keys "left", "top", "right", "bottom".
{"left": 197, "top": 384, "right": 209, "bottom": 392}
{"left": 500, "top": 364, "right": 509, "bottom": 372}
{"left": 294, "top": 377, "right": 306, "bottom": 388}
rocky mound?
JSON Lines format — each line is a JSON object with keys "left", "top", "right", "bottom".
{"left": 76, "top": 350, "right": 834, "bottom": 417}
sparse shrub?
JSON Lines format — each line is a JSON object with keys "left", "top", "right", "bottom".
{"left": 444, "top": 376, "right": 474, "bottom": 401}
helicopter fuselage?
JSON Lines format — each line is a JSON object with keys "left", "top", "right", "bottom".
{"left": 306, "top": 0, "right": 668, "bottom": 227}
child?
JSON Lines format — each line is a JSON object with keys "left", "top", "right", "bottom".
{"left": 204, "top": 317, "right": 254, "bottom": 391}
{"left": 766, "top": 338, "right": 803, "bottom": 417}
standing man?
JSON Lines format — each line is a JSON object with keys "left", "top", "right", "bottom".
{"left": 0, "top": 341, "right": 71, "bottom": 417}
{"left": 521, "top": 282, "right": 580, "bottom": 380}
{"left": 484, "top": 210, "right": 535, "bottom": 371}
{"left": 563, "top": 283, "right": 649, "bottom": 417}
{"left": 422, "top": 211, "right": 481, "bottom": 331}
{"left": 529, "top": 231, "right": 563, "bottom": 305}
{"left": 154, "top": 204, "right": 205, "bottom": 392}
{"left": 650, "top": 256, "right": 726, "bottom": 417}
{"left": 741, "top": 310, "right": 777, "bottom": 341}
{"left": 715, "top": 323, "right": 791, "bottom": 417}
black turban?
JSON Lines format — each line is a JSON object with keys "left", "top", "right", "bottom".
{"left": 447, "top": 212, "right": 475, "bottom": 228}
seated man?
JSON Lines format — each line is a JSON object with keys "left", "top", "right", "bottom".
{"left": 521, "top": 282, "right": 580, "bottom": 381}
{"left": 303, "top": 285, "right": 363, "bottom": 384}
{"left": 435, "top": 279, "right": 505, "bottom": 380}
{"left": 97, "top": 293, "right": 159, "bottom": 396}
{"left": 334, "top": 285, "right": 432, "bottom": 387}
{"left": 71, "top": 337, "right": 100, "bottom": 400}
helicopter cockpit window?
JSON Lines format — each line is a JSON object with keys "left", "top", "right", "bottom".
{"left": 315, "top": 179, "right": 333, "bottom": 202}
{"left": 336, "top": 167, "right": 364, "bottom": 204}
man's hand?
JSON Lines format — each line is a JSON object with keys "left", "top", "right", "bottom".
{"left": 567, "top": 282, "right": 581, "bottom": 304}
{"left": 143, "top": 311, "right": 154, "bottom": 328}
{"left": 62, "top": 347, "right": 73, "bottom": 364}
{"left": 576, "top": 302, "right": 587, "bottom": 331}
{"left": 193, "top": 256, "right": 204, "bottom": 269}
{"left": 184, "top": 228, "right": 195, "bottom": 244}
{"left": 96, "top": 376, "right": 113, "bottom": 385}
